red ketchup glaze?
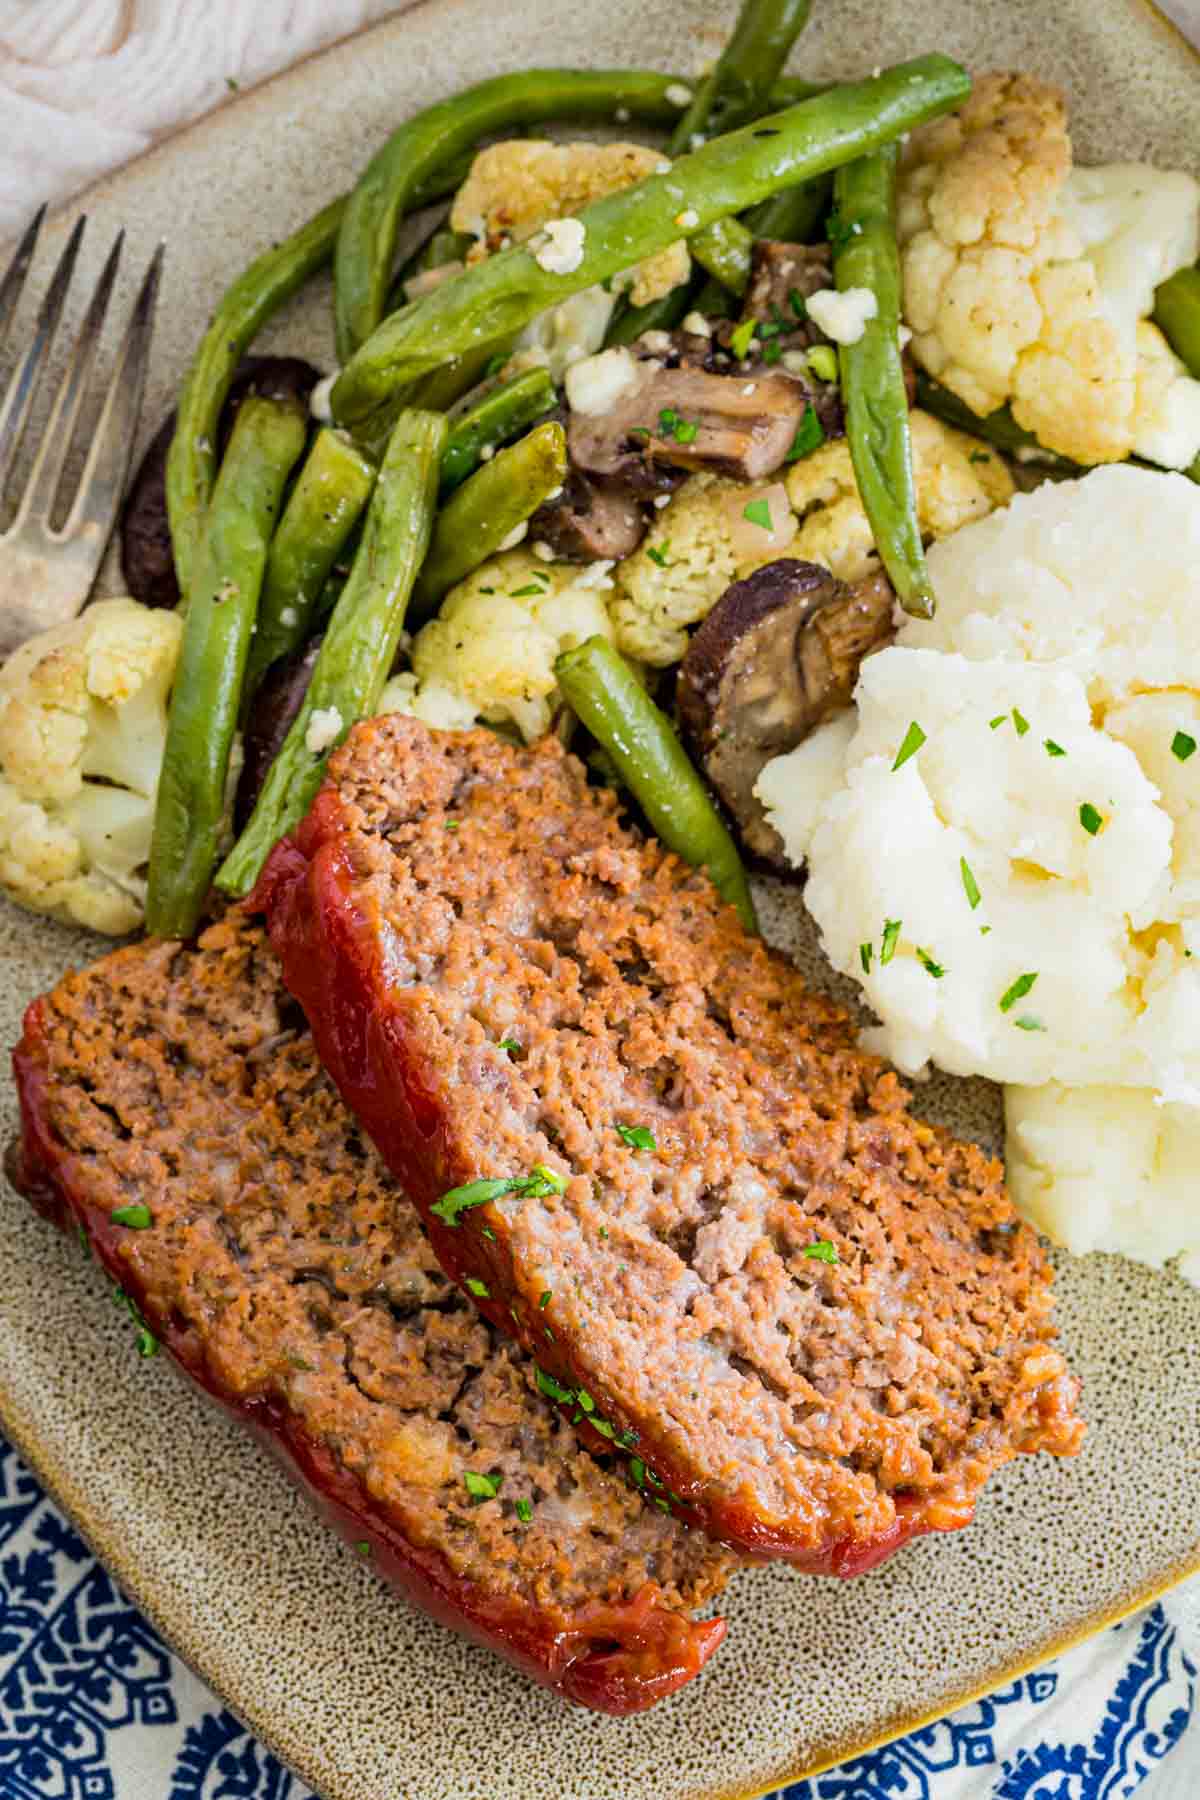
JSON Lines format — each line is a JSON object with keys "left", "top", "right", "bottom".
{"left": 10, "top": 995, "right": 725, "bottom": 1715}
{"left": 254, "top": 825, "right": 963, "bottom": 1578}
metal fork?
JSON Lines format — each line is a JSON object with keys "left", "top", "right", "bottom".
{"left": 0, "top": 207, "right": 163, "bottom": 659}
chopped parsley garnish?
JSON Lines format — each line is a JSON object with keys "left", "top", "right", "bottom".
{"left": 742, "top": 498, "right": 773, "bottom": 531}
{"left": 657, "top": 406, "right": 699, "bottom": 444}
{"left": 535, "top": 1367, "right": 573, "bottom": 1403}
{"left": 826, "top": 207, "right": 855, "bottom": 252}
{"left": 112, "top": 1203, "right": 152, "bottom": 1229}
{"left": 355, "top": 1540, "right": 371, "bottom": 1556}
{"left": 1012, "top": 708, "right": 1030, "bottom": 737}
{"left": 78, "top": 1224, "right": 90, "bottom": 1258}
{"left": 617, "top": 1427, "right": 639, "bottom": 1449}
{"left": 804, "top": 1240, "right": 839, "bottom": 1264}
{"left": 960, "top": 857, "right": 981, "bottom": 911}
{"left": 646, "top": 542, "right": 672, "bottom": 568}
{"left": 510, "top": 583, "right": 545, "bottom": 598}
{"left": 465, "top": 1277, "right": 490, "bottom": 1298}
{"left": 859, "top": 941, "right": 873, "bottom": 974}
{"left": 916, "top": 948, "right": 946, "bottom": 978}
{"left": 1044, "top": 739, "right": 1066, "bottom": 758}
{"left": 989, "top": 714, "right": 1007, "bottom": 730}
{"left": 968, "top": 450, "right": 991, "bottom": 465}
{"left": 1013, "top": 1014, "right": 1047, "bottom": 1032}
{"left": 432, "top": 1163, "right": 567, "bottom": 1226}
{"left": 591, "top": 1417, "right": 616, "bottom": 1438}
{"left": 616, "top": 1123, "right": 657, "bottom": 1151}
{"left": 805, "top": 343, "right": 838, "bottom": 384}
{"left": 112, "top": 1286, "right": 157, "bottom": 1358}
{"left": 1079, "top": 802, "right": 1104, "bottom": 836}
{"left": 674, "top": 419, "right": 698, "bottom": 444}
{"left": 484, "top": 351, "right": 509, "bottom": 379}
{"left": 628, "top": 426, "right": 651, "bottom": 443}
{"left": 629, "top": 1458, "right": 646, "bottom": 1488}
{"left": 729, "top": 318, "right": 757, "bottom": 360}
{"left": 784, "top": 403, "right": 825, "bottom": 462}
{"left": 576, "top": 1389, "right": 596, "bottom": 1413}
{"left": 464, "top": 1471, "right": 502, "bottom": 1502}
{"left": 761, "top": 340, "right": 782, "bottom": 365}
{"left": 498, "top": 1037, "right": 520, "bottom": 1056}
{"left": 788, "top": 288, "right": 808, "bottom": 319}
{"left": 645, "top": 1468, "right": 664, "bottom": 1489}
{"left": 757, "top": 319, "right": 783, "bottom": 340}
{"left": 999, "top": 971, "right": 1038, "bottom": 1013}
{"left": 539, "top": 1289, "right": 553, "bottom": 1308}
{"left": 880, "top": 918, "right": 902, "bottom": 965}
{"left": 1172, "top": 730, "right": 1197, "bottom": 762}
{"left": 515, "top": 1498, "right": 533, "bottom": 1522}
{"left": 892, "top": 720, "right": 926, "bottom": 771}
{"left": 481, "top": 1226, "right": 496, "bottom": 1241}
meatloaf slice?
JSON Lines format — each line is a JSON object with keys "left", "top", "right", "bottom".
{"left": 9, "top": 911, "right": 733, "bottom": 1713}
{"left": 259, "top": 715, "right": 1085, "bottom": 1570}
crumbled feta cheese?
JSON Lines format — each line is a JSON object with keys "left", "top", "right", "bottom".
{"left": 305, "top": 707, "right": 344, "bottom": 756}
{"left": 781, "top": 350, "right": 810, "bottom": 375}
{"left": 279, "top": 607, "right": 298, "bottom": 628}
{"left": 806, "top": 286, "right": 879, "bottom": 345}
{"left": 689, "top": 133, "right": 706, "bottom": 151}
{"left": 565, "top": 346, "right": 642, "bottom": 416}
{"left": 898, "top": 324, "right": 913, "bottom": 350}
{"left": 480, "top": 444, "right": 496, "bottom": 462}
{"left": 575, "top": 559, "right": 616, "bottom": 590}
{"left": 614, "top": 106, "right": 631, "bottom": 123}
{"left": 675, "top": 208, "right": 700, "bottom": 230}
{"left": 534, "top": 218, "right": 586, "bottom": 276}
{"left": 665, "top": 82, "right": 693, "bottom": 107}
{"left": 682, "top": 311, "right": 712, "bottom": 337}
{"left": 532, "top": 541, "right": 555, "bottom": 562}
{"left": 653, "top": 493, "right": 672, "bottom": 509}
{"left": 640, "top": 329, "right": 675, "bottom": 354}
{"left": 310, "top": 374, "right": 337, "bottom": 423}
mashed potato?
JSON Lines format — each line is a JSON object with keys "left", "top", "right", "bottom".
{"left": 758, "top": 465, "right": 1200, "bottom": 1278}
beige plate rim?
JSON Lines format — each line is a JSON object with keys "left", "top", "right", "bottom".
{"left": 1, "top": 3, "right": 1198, "bottom": 1795}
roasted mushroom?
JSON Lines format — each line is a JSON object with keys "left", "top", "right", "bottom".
{"left": 677, "top": 558, "right": 895, "bottom": 865}
{"left": 233, "top": 632, "right": 323, "bottom": 831}
{"left": 528, "top": 465, "right": 660, "bottom": 563}
{"left": 120, "top": 355, "right": 321, "bottom": 609}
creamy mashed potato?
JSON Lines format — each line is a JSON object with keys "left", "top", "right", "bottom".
{"left": 758, "top": 465, "right": 1200, "bottom": 1279}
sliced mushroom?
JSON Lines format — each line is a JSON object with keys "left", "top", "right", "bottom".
{"left": 234, "top": 633, "right": 323, "bottom": 832}
{"left": 528, "top": 466, "right": 653, "bottom": 563}
{"left": 120, "top": 355, "right": 322, "bottom": 610}
{"left": 677, "top": 558, "right": 895, "bottom": 865}
{"left": 742, "top": 240, "right": 832, "bottom": 335}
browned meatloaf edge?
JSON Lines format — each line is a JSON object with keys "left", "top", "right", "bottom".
{"left": 9, "top": 911, "right": 732, "bottom": 1713}
{"left": 259, "top": 715, "right": 1084, "bottom": 1570}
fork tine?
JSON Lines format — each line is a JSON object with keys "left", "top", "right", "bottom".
{"left": 0, "top": 206, "right": 46, "bottom": 354}
{"left": 0, "top": 213, "right": 86, "bottom": 498}
{"left": 11, "top": 230, "right": 124, "bottom": 534}
{"left": 62, "top": 241, "right": 163, "bottom": 548}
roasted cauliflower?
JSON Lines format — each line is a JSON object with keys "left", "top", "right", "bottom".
{"left": 0, "top": 598, "right": 182, "bottom": 934}
{"left": 898, "top": 71, "right": 1200, "bottom": 466}
{"left": 450, "top": 140, "right": 690, "bottom": 308}
{"left": 388, "top": 550, "right": 617, "bottom": 741}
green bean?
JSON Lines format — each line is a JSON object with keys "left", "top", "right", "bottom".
{"left": 689, "top": 162, "right": 832, "bottom": 303}
{"left": 690, "top": 173, "right": 833, "bottom": 316}
{"left": 245, "top": 428, "right": 377, "bottom": 696}
{"left": 1154, "top": 266, "right": 1200, "bottom": 378}
{"left": 166, "top": 198, "right": 343, "bottom": 599}
{"left": 440, "top": 367, "right": 556, "bottom": 494}
{"left": 148, "top": 395, "right": 309, "bottom": 938}
{"left": 689, "top": 215, "right": 756, "bottom": 293}
{"left": 554, "top": 636, "right": 757, "bottom": 932}
{"left": 832, "top": 145, "right": 933, "bottom": 619}
{"left": 335, "top": 70, "right": 733, "bottom": 361}
{"left": 410, "top": 419, "right": 567, "bottom": 621}
{"left": 217, "top": 409, "right": 446, "bottom": 900}
{"left": 668, "top": 0, "right": 814, "bottom": 153}
{"left": 606, "top": 277, "right": 705, "bottom": 346}
{"left": 332, "top": 58, "right": 970, "bottom": 434}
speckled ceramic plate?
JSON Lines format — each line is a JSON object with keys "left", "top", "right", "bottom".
{"left": 1, "top": 3, "right": 1199, "bottom": 1796}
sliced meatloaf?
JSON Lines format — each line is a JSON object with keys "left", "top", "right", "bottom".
{"left": 259, "top": 715, "right": 1085, "bottom": 1570}
{"left": 9, "top": 911, "right": 733, "bottom": 1713}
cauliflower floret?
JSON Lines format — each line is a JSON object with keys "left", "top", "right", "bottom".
{"left": 898, "top": 72, "right": 1200, "bottom": 466}
{"left": 451, "top": 140, "right": 689, "bottom": 308}
{"left": 1005, "top": 1083, "right": 1200, "bottom": 1285}
{"left": 0, "top": 597, "right": 182, "bottom": 934}
{"left": 784, "top": 409, "right": 1014, "bottom": 582}
{"left": 376, "top": 671, "right": 479, "bottom": 732}
{"left": 402, "top": 550, "right": 616, "bottom": 741}
{"left": 610, "top": 473, "right": 796, "bottom": 665}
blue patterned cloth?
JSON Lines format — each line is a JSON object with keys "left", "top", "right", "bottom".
{"left": 1, "top": 1432, "right": 1194, "bottom": 1800}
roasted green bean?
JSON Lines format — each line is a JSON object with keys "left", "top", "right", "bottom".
{"left": 1154, "top": 266, "right": 1200, "bottom": 378}
{"left": 335, "top": 69, "right": 733, "bottom": 360}
{"left": 148, "top": 394, "right": 309, "bottom": 938}
{"left": 554, "top": 637, "right": 757, "bottom": 932}
{"left": 411, "top": 419, "right": 567, "bottom": 620}
{"left": 439, "top": 367, "right": 556, "bottom": 493}
{"left": 331, "top": 57, "right": 970, "bottom": 435}
{"left": 245, "top": 428, "right": 377, "bottom": 696}
{"left": 832, "top": 145, "right": 934, "bottom": 619}
{"left": 690, "top": 172, "right": 834, "bottom": 315}
{"left": 668, "top": 0, "right": 813, "bottom": 152}
{"left": 217, "top": 409, "right": 446, "bottom": 900}
{"left": 688, "top": 216, "right": 756, "bottom": 293}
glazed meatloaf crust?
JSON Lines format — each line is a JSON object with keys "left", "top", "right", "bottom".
{"left": 9, "top": 911, "right": 733, "bottom": 1713}
{"left": 258, "top": 716, "right": 1085, "bottom": 1569}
